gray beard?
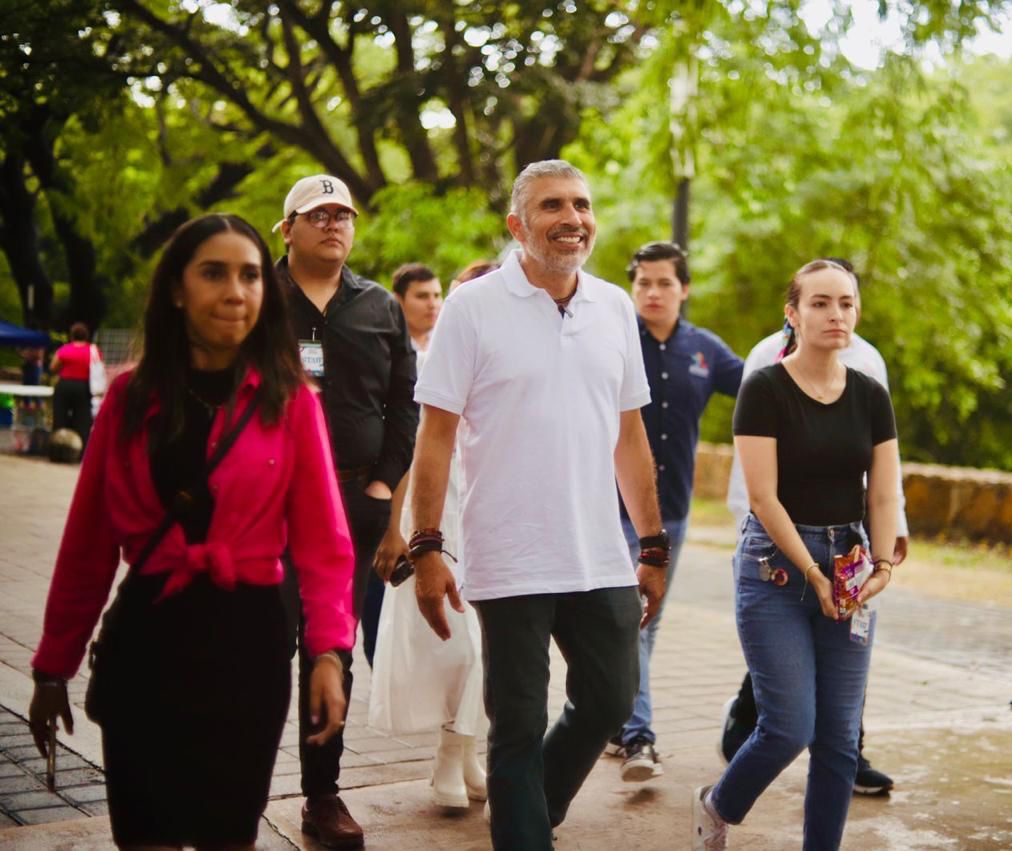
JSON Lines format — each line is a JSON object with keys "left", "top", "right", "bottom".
{"left": 529, "top": 242, "right": 593, "bottom": 276}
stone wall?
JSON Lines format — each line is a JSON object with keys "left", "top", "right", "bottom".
{"left": 693, "top": 442, "right": 1012, "bottom": 544}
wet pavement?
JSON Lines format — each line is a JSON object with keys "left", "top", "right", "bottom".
{"left": 0, "top": 453, "right": 1009, "bottom": 849}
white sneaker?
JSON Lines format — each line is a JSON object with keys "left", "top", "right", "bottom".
{"left": 692, "top": 785, "right": 728, "bottom": 851}
{"left": 621, "top": 738, "right": 664, "bottom": 781}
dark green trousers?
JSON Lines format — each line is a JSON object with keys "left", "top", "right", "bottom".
{"left": 475, "top": 585, "right": 641, "bottom": 850}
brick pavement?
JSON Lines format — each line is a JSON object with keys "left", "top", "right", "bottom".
{"left": 0, "top": 452, "right": 1009, "bottom": 849}
{"left": 0, "top": 707, "right": 105, "bottom": 828}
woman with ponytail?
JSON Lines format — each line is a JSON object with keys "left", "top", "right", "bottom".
{"left": 693, "top": 259, "right": 900, "bottom": 851}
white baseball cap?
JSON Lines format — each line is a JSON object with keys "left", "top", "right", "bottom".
{"left": 272, "top": 174, "right": 358, "bottom": 232}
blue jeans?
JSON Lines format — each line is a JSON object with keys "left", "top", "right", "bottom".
{"left": 474, "top": 586, "right": 641, "bottom": 850}
{"left": 711, "top": 514, "right": 873, "bottom": 851}
{"left": 618, "top": 517, "right": 687, "bottom": 746}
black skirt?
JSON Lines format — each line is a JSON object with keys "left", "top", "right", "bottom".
{"left": 99, "top": 572, "right": 291, "bottom": 847}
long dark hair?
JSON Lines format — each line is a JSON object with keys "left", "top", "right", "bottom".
{"left": 782, "top": 258, "right": 855, "bottom": 357}
{"left": 123, "top": 213, "right": 303, "bottom": 443}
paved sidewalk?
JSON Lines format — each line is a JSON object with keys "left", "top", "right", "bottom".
{"left": 0, "top": 453, "right": 1009, "bottom": 849}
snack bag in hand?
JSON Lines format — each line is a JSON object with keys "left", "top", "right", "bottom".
{"left": 833, "top": 544, "right": 871, "bottom": 618}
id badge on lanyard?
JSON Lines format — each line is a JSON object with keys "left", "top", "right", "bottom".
{"left": 298, "top": 340, "right": 324, "bottom": 378}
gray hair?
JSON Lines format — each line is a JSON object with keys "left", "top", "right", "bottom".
{"left": 510, "top": 159, "right": 589, "bottom": 222}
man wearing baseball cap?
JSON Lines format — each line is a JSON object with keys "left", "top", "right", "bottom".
{"left": 277, "top": 174, "right": 418, "bottom": 847}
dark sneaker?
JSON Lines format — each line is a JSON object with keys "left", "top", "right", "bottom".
{"left": 717, "top": 696, "right": 752, "bottom": 765}
{"left": 604, "top": 733, "right": 625, "bottom": 758}
{"left": 621, "top": 737, "right": 663, "bottom": 781}
{"left": 854, "top": 755, "right": 894, "bottom": 795}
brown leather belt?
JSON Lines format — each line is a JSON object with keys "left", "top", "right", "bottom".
{"left": 337, "top": 465, "right": 372, "bottom": 483}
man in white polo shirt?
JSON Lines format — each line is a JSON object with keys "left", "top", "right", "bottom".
{"left": 408, "top": 160, "right": 668, "bottom": 850}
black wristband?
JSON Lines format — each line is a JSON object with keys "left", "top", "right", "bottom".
{"left": 32, "top": 669, "right": 65, "bottom": 686}
{"left": 638, "top": 529, "right": 671, "bottom": 552}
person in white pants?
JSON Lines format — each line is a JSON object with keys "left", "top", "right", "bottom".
{"left": 369, "top": 263, "right": 491, "bottom": 810}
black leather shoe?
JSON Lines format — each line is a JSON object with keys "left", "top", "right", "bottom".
{"left": 301, "top": 793, "right": 365, "bottom": 848}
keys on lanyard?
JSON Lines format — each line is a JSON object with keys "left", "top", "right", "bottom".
{"left": 758, "top": 556, "right": 789, "bottom": 586}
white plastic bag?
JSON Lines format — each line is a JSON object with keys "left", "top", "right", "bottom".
{"left": 88, "top": 344, "right": 107, "bottom": 396}
{"left": 368, "top": 574, "right": 484, "bottom": 735}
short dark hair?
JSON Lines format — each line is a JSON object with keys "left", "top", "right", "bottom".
{"left": 69, "top": 322, "right": 90, "bottom": 342}
{"left": 392, "top": 263, "right": 438, "bottom": 298}
{"left": 627, "top": 241, "right": 690, "bottom": 285}
{"left": 124, "top": 213, "right": 303, "bottom": 443}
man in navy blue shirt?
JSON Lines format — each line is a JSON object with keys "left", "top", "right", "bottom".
{"left": 609, "top": 241, "right": 744, "bottom": 781}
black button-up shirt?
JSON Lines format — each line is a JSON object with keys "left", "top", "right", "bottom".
{"left": 278, "top": 257, "right": 418, "bottom": 489}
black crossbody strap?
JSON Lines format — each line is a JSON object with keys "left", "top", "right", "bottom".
{"left": 130, "top": 389, "right": 261, "bottom": 573}
{"left": 205, "top": 389, "right": 261, "bottom": 472}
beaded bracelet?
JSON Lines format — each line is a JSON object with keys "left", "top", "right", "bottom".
{"left": 638, "top": 546, "right": 670, "bottom": 568}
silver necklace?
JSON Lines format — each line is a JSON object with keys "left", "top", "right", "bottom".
{"left": 792, "top": 363, "right": 842, "bottom": 401}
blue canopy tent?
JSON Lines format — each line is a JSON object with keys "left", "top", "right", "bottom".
{"left": 0, "top": 319, "right": 50, "bottom": 347}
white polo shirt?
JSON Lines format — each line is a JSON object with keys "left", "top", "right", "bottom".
{"left": 415, "top": 250, "right": 651, "bottom": 601}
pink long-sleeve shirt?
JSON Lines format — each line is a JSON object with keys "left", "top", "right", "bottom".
{"left": 33, "top": 369, "right": 357, "bottom": 678}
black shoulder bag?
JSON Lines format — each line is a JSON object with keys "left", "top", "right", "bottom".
{"left": 84, "top": 392, "right": 261, "bottom": 724}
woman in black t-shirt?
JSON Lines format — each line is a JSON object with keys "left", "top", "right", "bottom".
{"left": 692, "top": 260, "right": 899, "bottom": 851}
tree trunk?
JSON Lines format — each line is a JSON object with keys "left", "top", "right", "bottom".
{"left": 26, "top": 120, "right": 106, "bottom": 332}
{"left": 0, "top": 150, "right": 54, "bottom": 329}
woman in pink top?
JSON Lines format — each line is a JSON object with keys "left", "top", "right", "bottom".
{"left": 28, "top": 214, "right": 357, "bottom": 850}
{"left": 50, "top": 322, "right": 94, "bottom": 445}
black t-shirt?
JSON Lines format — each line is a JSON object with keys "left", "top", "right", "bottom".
{"left": 732, "top": 363, "right": 896, "bottom": 526}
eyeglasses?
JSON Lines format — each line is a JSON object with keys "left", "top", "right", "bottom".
{"left": 297, "top": 209, "right": 356, "bottom": 229}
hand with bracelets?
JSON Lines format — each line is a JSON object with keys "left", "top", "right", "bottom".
{"left": 636, "top": 530, "right": 670, "bottom": 628}
{"left": 305, "top": 650, "right": 348, "bottom": 746}
{"left": 410, "top": 528, "right": 464, "bottom": 641}
{"left": 856, "top": 557, "right": 894, "bottom": 607}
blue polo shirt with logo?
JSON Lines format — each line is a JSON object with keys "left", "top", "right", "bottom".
{"left": 630, "top": 317, "right": 743, "bottom": 522}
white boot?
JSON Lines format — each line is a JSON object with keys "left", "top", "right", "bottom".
{"left": 462, "top": 735, "right": 487, "bottom": 801}
{"left": 431, "top": 726, "right": 469, "bottom": 808}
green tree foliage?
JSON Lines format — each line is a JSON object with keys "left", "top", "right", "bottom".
{"left": 110, "top": 0, "right": 653, "bottom": 206}
{"left": 351, "top": 183, "right": 503, "bottom": 285}
{"left": 0, "top": 0, "right": 123, "bottom": 330}
{"left": 0, "top": 0, "right": 278, "bottom": 328}
{"left": 1, "top": 0, "right": 1009, "bottom": 469}
{"left": 567, "top": 13, "right": 1012, "bottom": 470}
